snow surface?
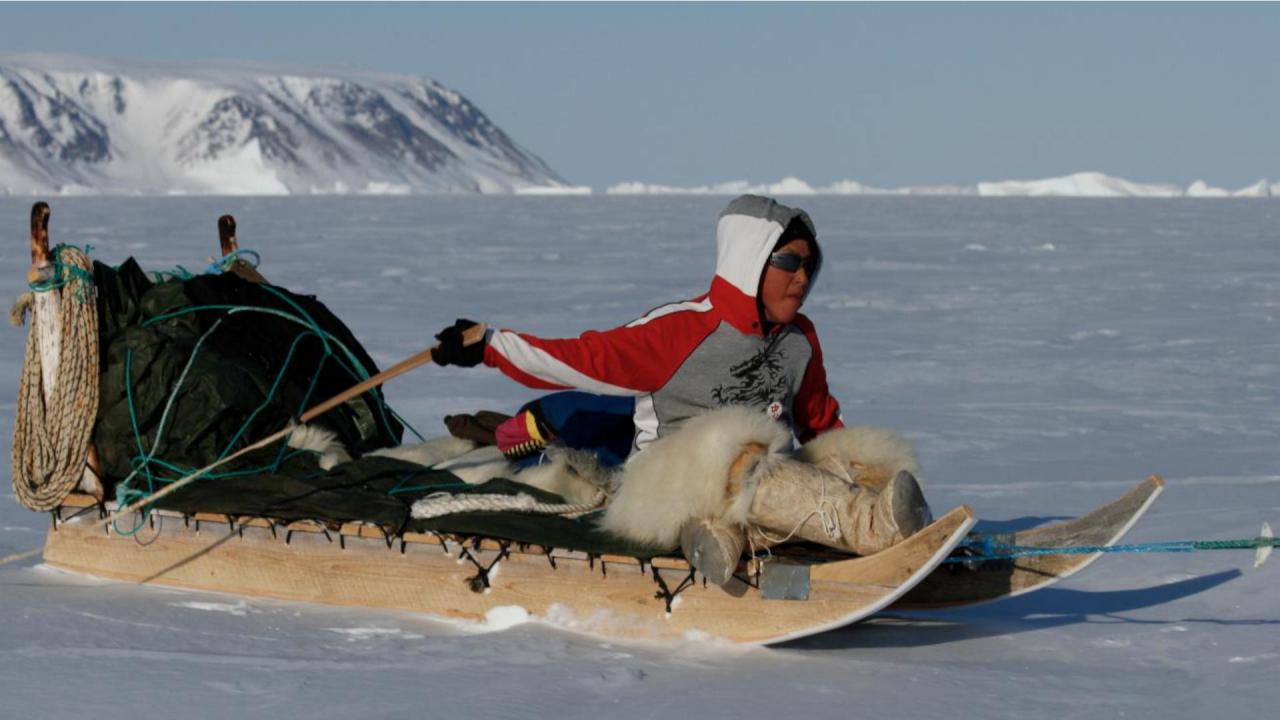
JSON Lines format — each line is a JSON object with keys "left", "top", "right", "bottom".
{"left": 1, "top": 196, "right": 1278, "bottom": 718}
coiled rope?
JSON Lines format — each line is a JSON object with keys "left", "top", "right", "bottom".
{"left": 11, "top": 245, "right": 100, "bottom": 511}
{"left": 411, "top": 488, "right": 607, "bottom": 521}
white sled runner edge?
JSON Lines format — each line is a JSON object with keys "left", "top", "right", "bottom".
{"left": 1255, "top": 522, "right": 1272, "bottom": 569}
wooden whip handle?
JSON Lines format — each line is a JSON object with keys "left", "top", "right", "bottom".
{"left": 298, "top": 322, "right": 488, "bottom": 423}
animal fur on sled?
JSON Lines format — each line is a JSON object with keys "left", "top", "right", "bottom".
{"left": 599, "top": 409, "right": 922, "bottom": 549}
{"left": 290, "top": 425, "right": 612, "bottom": 504}
{"left": 286, "top": 423, "right": 352, "bottom": 471}
{"left": 600, "top": 407, "right": 792, "bottom": 549}
{"left": 367, "top": 435, "right": 478, "bottom": 469}
{"left": 290, "top": 414, "right": 920, "bottom": 545}
{"left": 372, "top": 437, "right": 612, "bottom": 504}
{"left": 796, "top": 425, "right": 922, "bottom": 491}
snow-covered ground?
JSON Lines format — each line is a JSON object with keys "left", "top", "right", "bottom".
{"left": 1, "top": 196, "right": 1276, "bottom": 718}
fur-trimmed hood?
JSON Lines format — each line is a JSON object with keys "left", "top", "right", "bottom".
{"left": 710, "top": 194, "right": 823, "bottom": 336}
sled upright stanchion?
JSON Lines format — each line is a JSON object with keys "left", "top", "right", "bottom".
{"left": 28, "top": 201, "right": 52, "bottom": 283}
{"left": 28, "top": 202, "right": 61, "bottom": 410}
{"left": 217, "top": 215, "right": 237, "bottom": 256}
{"left": 217, "top": 214, "right": 267, "bottom": 284}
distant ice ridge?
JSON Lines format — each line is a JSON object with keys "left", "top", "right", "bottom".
{"left": 607, "top": 177, "right": 974, "bottom": 197}
{"left": 609, "top": 172, "right": 1276, "bottom": 198}
{"left": 0, "top": 53, "right": 569, "bottom": 196}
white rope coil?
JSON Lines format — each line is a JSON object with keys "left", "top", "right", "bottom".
{"left": 411, "top": 489, "right": 606, "bottom": 521}
{"left": 11, "top": 246, "right": 100, "bottom": 511}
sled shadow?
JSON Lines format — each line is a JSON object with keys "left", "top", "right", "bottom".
{"left": 778, "top": 569, "right": 1258, "bottom": 651}
{"left": 970, "top": 516, "right": 1072, "bottom": 534}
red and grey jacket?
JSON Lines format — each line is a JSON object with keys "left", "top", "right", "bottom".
{"left": 483, "top": 195, "right": 844, "bottom": 452}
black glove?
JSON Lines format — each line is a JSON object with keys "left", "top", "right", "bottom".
{"left": 433, "top": 318, "right": 487, "bottom": 367}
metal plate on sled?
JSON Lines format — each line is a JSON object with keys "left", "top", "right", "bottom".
{"left": 760, "top": 561, "right": 810, "bottom": 601}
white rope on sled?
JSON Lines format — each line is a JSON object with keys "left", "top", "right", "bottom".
{"left": 11, "top": 246, "right": 100, "bottom": 511}
{"left": 411, "top": 489, "right": 606, "bottom": 521}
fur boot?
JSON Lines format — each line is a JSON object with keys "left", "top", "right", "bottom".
{"left": 679, "top": 517, "right": 747, "bottom": 586}
{"left": 748, "top": 462, "right": 931, "bottom": 556}
{"left": 795, "top": 426, "right": 922, "bottom": 492}
{"left": 600, "top": 406, "right": 791, "bottom": 549}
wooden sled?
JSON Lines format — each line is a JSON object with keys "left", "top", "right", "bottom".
{"left": 44, "top": 496, "right": 975, "bottom": 645}
{"left": 14, "top": 204, "right": 1153, "bottom": 643}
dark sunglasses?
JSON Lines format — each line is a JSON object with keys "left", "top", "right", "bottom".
{"left": 768, "top": 251, "right": 817, "bottom": 276}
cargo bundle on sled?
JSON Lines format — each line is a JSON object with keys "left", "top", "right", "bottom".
{"left": 11, "top": 203, "right": 1163, "bottom": 645}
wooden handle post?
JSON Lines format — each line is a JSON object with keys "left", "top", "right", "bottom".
{"left": 217, "top": 215, "right": 238, "bottom": 256}
{"left": 216, "top": 214, "right": 267, "bottom": 284}
{"left": 30, "top": 201, "right": 51, "bottom": 265}
{"left": 27, "top": 202, "right": 52, "bottom": 284}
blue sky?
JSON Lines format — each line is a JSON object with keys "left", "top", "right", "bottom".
{"left": 1, "top": 3, "right": 1276, "bottom": 189}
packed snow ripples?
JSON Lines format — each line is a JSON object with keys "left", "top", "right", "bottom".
{"left": 1, "top": 196, "right": 1277, "bottom": 717}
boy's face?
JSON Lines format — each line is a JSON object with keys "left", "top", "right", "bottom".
{"left": 759, "top": 238, "right": 813, "bottom": 324}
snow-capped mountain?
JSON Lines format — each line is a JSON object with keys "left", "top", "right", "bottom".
{"left": 0, "top": 54, "right": 568, "bottom": 195}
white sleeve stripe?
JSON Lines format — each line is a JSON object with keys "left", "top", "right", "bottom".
{"left": 488, "top": 331, "right": 645, "bottom": 397}
{"left": 625, "top": 297, "right": 714, "bottom": 328}
{"left": 632, "top": 394, "right": 659, "bottom": 452}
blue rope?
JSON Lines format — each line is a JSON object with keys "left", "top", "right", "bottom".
{"left": 206, "top": 249, "right": 262, "bottom": 274}
{"left": 113, "top": 292, "right": 418, "bottom": 525}
{"left": 945, "top": 535, "right": 1275, "bottom": 563}
{"left": 139, "top": 301, "right": 420, "bottom": 443}
{"left": 28, "top": 244, "right": 96, "bottom": 303}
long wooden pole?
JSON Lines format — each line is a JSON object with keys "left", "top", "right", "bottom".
{"left": 92, "top": 323, "right": 487, "bottom": 532}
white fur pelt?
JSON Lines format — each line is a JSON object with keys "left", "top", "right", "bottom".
{"left": 429, "top": 445, "right": 515, "bottom": 485}
{"left": 796, "top": 425, "right": 923, "bottom": 489}
{"left": 600, "top": 407, "right": 792, "bottom": 549}
{"left": 513, "top": 447, "right": 616, "bottom": 505}
{"left": 370, "top": 436, "right": 513, "bottom": 485}
{"left": 286, "top": 423, "right": 352, "bottom": 471}
{"left": 367, "top": 435, "right": 478, "bottom": 468}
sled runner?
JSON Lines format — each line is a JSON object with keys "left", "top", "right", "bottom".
{"left": 891, "top": 475, "right": 1164, "bottom": 609}
{"left": 44, "top": 494, "right": 974, "bottom": 645}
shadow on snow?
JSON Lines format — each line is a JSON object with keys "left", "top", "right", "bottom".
{"left": 778, "top": 569, "right": 1265, "bottom": 651}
